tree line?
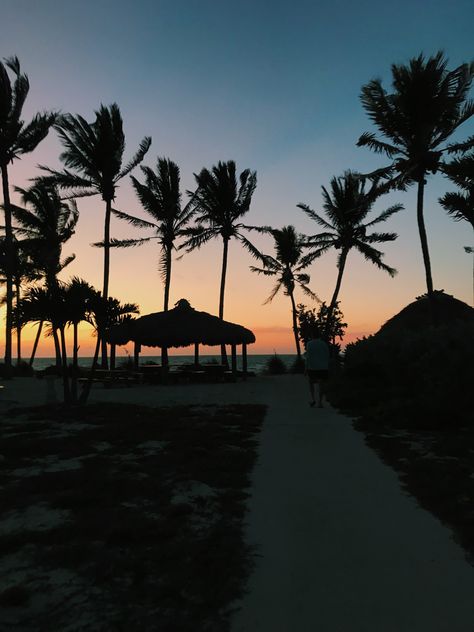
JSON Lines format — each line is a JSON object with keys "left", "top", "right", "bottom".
{"left": 1, "top": 51, "right": 474, "bottom": 388}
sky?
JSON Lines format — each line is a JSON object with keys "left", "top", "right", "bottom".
{"left": 2, "top": 0, "right": 474, "bottom": 357}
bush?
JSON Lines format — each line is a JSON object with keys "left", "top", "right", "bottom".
{"left": 330, "top": 321, "right": 474, "bottom": 429}
{"left": 265, "top": 354, "right": 287, "bottom": 375}
{"left": 290, "top": 356, "right": 305, "bottom": 374}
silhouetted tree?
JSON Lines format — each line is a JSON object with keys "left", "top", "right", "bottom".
{"left": 0, "top": 56, "right": 56, "bottom": 367}
{"left": 298, "top": 171, "right": 400, "bottom": 334}
{"left": 41, "top": 103, "right": 151, "bottom": 367}
{"left": 182, "top": 160, "right": 258, "bottom": 362}
{"left": 297, "top": 301, "right": 347, "bottom": 348}
{"left": 11, "top": 182, "right": 78, "bottom": 367}
{"left": 250, "top": 225, "right": 318, "bottom": 359}
{"left": 357, "top": 52, "right": 474, "bottom": 298}
{"left": 440, "top": 152, "right": 474, "bottom": 304}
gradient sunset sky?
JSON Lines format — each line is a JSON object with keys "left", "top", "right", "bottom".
{"left": 2, "top": 0, "right": 474, "bottom": 357}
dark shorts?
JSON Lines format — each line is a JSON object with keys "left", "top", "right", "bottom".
{"left": 307, "top": 369, "right": 328, "bottom": 382}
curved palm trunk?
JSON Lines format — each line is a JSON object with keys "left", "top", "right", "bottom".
{"left": 416, "top": 176, "right": 437, "bottom": 324}
{"left": 100, "top": 199, "right": 112, "bottom": 369}
{"left": 79, "top": 334, "right": 101, "bottom": 405}
{"left": 289, "top": 290, "right": 301, "bottom": 359}
{"left": 52, "top": 327, "right": 62, "bottom": 370}
{"left": 29, "top": 321, "right": 43, "bottom": 366}
{"left": 219, "top": 238, "right": 229, "bottom": 364}
{"left": 71, "top": 322, "right": 79, "bottom": 403}
{"left": 15, "top": 280, "right": 21, "bottom": 365}
{"left": 1, "top": 164, "right": 13, "bottom": 369}
{"left": 162, "top": 246, "right": 172, "bottom": 367}
{"left": 59, "top": 326, "right": 71, "bottom": 404}
{"left": 326, "top": 249, "right": 348, "bottom": 338}
{"left": 416, "top": 177, "right": 434, "bottom": 297}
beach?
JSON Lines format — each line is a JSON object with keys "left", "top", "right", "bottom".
{"left": 2, "top": 375, "right": 474, "bottom": 630}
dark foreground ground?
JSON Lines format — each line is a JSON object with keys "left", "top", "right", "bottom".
{"left": 0, "top": 403, "right": 266, "bottom": 631}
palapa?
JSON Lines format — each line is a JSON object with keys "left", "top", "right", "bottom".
{"left": 106, "top": 299, "right": 255, "bottom": 348}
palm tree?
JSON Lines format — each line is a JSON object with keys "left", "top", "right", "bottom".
{"left": 182, "top": 161, "right": 258, "bottom": 361}
{"left": 298, "top": 171, "right": 401, "bottom": 330}
{"left": 79, "top": 293, "right": 139, "bottom": 404}
{"left": 439, "top": 153, "right": 474, "bottom": 305}
{"left": 41, "top": 103, "right": 151, "bottom": 367}
{"left": 0, "top": 56, "right": 56, "bottom": 367}
{"left": 250, "top": 225, "right": 318, "bottom": 359}
{"left": 10, "top": 181, "right": 78, "bottom": 367}
{"left": 110, "top": 157, "right": 195, "bottom": 310}
{"left": 357, "top": 52, "right": 474, "bottom": 298}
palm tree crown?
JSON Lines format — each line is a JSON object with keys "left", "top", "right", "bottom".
{"left": 110, "top": 157, "right": 195, "bottom": 310}
{"left": 182, "top": 160, "right": 258, "bottom": 319}
{"left": 11, "top": 182, "right": 78, "bottom": 288}
{"left": 357, "top": 51, "right": 474, "bottom": 297}
{"left": 440, "top": 153, "right": 474, "bottom": 228}
{"left": 250, "top": 225, "right": 318, "bottom": 358}
{"left": 298, "top": 171, "right": 401, "bottom": 324}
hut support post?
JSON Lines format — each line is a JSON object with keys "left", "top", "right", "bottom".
{"left": 242, "top": 343, "right": 247, "bottom": 380}
{"left": 194, "top": 343, "right": 199, "bottom": 366}
{"left": 161, "top": 347, "right": 168, "bottom": 368}
{"left": 231, "top": 344, "right": 237, "bottom": 375}
{"left": 134, "top": 342, "right": 141, "bottom": 370}
{"left": 110, "top": 344, "right": 116, "bottom": 370}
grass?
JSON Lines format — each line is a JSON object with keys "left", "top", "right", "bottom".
{"left": 326, "top": 379, "right": 474, "bottom": 566}
{"left": 0, "top": 402, "right": 266, "bottom": 631}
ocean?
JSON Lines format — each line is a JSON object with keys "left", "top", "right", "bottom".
{"left": 31, "top": 354, "right": 299, "bottom": 375}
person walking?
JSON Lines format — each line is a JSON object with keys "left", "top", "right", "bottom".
{"left": 305, "top": 328, "right": 329, "bottom": 408}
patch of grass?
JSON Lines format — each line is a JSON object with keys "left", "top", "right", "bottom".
{"left": 350, "top": 415, "right": 474, "bottom": 566}
{"left": 0, "top": 402, "right": 266, "bottom": 631}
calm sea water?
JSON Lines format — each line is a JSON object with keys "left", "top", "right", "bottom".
{"left": 31, "top": 354, "right": 298, "bottom": 375}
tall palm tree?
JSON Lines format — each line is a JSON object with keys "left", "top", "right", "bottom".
{"left": 182, "top": 161, "right": 258, "bottom": 361}
{"left": 10, "top": 181, "right": 78, "bottom": 367}
{"left": 250, "top": 225, "right": 318, "bottom": 359}
{"left": 298, "top": 171, "right": 401, "bottom": 329}
{"left": 439, "top": 153, "right": 474, "bottom": 305}
{"left": 0, "top": 56, "right": 56, "bottom": 367}
{"left": 110, "top": 157, "right": 195, "bottom": 310}
{"left": 357, "top": 52, "right": 474, "bottom": 298}
{"left": 41, "top": 103, "right": 151, "bottom": 367}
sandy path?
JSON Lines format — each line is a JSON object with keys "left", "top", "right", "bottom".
{"left": 231, "top": 375, "right": 474, "bottom": 632}
{"left": 2, "top": 375, "right": 474, "bottom": 630}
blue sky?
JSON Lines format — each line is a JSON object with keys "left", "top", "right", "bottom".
{"left": 2, "top": 0, "right": 474, "bottom": 353}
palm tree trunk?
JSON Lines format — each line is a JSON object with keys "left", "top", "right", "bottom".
{"left": 79, "top": 334, "right": 101, "bottom": 405}
{"left": 1, "top": 164, "right": 13, "bottom": 370}
{"left": 219, "top": 238, "right": 229, "bottom": 364}
{"left": 59, "top": 326, "right": 71, "bottom": 404}
{"left": 289, "top": 290, "right": 301, "bottom": 359}
{"left": 71, "top": 322, "right": 78, "bottom": 403}
{"left": 416, "top": 177, "right": 434, "bottom": 296}
{"left": 100, "top": 198, "right": 112, "bottom": 369}
{"left": 29, "top": 321, "right": 43, "bottom": 366}
{"left": 326, "top": 249, "right": 348, "bottom": 338}
{"left": 162, "top": 246, "right": 172, "bottom": 367}
{"left": 15, "top": 280, "right": 21, "bottom": 365}
{"left": 52, "top": 327, "right": 62, "bottom": 370}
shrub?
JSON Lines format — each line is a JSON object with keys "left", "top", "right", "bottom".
{"left": 290, "top": 356, "right": 305, "bottom": 374}
{"left": 265, "top": 354, "right": 287, "bottom": 375}
{"left": 331, "top": 321, "right": 474, "bottom": 429}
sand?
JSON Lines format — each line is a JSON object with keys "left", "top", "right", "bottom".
{"left": 2, "top": 375, "right": 474, "bottom": 631}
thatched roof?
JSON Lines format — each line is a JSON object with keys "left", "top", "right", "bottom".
{"left": 378, "top": 292, "right": 474, "bottom": 335}
{"left": 106, "top": 299, "right": 256, "bottom": 348}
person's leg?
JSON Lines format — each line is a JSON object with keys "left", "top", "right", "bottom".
{"left": 308, "top": 375, "right": 316, "bottom": 406}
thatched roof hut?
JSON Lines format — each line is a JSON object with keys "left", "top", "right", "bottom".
{"left": 378, "top": 292, "right": 474, "bottom": 335}
{"left": 106, "top": 299, "right": 255, "bottom": 372}
{"left": 107, "top": 299, "right": 255, "bottom": 347}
